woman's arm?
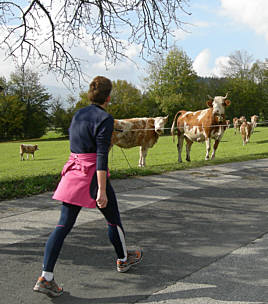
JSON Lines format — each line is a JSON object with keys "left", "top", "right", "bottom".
{"left": 95, "top": 115, "right": 114, "bottom": 208}
{"left": 96, "top": 170, "right": 108, "bottom": 208}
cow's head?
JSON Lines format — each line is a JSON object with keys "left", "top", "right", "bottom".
{"left": 239, "top": 116, "right": 246, "bottom": 123}
{"left": 154, "top": 116, "right": 168, "bottom": 135}
{"left": 207, "top": 93, "right": 231, "bottom": 122}
{"left": 35, "top": 145, "right": 39, "bottom": 150}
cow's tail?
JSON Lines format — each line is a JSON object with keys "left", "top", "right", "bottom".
{"left": 171, "top": 111, "right": 183, "bottom": 143}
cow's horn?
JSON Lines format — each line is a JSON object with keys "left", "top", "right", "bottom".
{"left": 207, "top": 95, "right": 213, "bottom": 100}
{"left": 223, "top": 92, "right": 228, "bottom": 99}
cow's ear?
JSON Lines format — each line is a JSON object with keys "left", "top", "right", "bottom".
{"left": 207, "top": 100, "right": 213, "bottom": 107}
{"left": 225, "top": 99, "right": 231, "bottom": 106}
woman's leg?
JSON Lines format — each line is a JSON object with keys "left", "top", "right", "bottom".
{"left": 91, "top": 175, "right": 127, "bottom": 259}
{"left": 43, "top": 202, "right": 82, "bottom": 272}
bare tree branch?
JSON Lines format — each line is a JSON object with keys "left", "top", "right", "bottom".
{"left": 0, "top": 0, "right": 191, "bottom": 87}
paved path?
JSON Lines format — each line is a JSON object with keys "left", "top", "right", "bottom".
{"left": 1, "top": 159, "right": 268, "bottom": 304}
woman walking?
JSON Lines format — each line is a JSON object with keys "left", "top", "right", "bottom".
{"left": 33, "top": 76, "right": 142, "bottom": 297}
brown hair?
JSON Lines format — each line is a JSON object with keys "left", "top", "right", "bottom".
{"left": 88, "top": 76, "right": 112, "bottom": 105}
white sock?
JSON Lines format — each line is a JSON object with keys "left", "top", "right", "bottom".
{"left": 42, "top": 271, "right": 54, "bottom": 281}
{"left": 118, "top": 256, "right": 127, "bottom": 262}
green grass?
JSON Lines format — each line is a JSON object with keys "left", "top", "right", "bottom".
{"left": 1, "top": 128, "right": 268, "bottom": 200}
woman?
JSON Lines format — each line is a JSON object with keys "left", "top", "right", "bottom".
{"left": 33, "top": 76, "right": 142, "bottom": 297}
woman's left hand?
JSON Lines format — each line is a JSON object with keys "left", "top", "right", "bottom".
{"left": 96, "top": 189, "right": 108, "bottom": 208}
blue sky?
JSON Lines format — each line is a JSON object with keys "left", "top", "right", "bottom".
{"left": 182, "top": 0, "right": 268, "bottom": 77}
{"left": 0, "top": 0, "right": 268, "bottom": 99}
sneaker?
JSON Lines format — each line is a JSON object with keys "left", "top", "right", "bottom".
{"left": 33, "top": 276, "right": 63, "bottom": 297}
{"left": 117, "top": 249, "right": 143, "bottom": 273}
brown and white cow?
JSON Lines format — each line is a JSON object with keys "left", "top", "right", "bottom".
{"left": 233, "top": 117, "right": 240, "bottom": 134}
{"left": 20, "top": 144, "right": 39, "bottom": 160}
{"left": 250, "top": 115, "right": 259, "bottom": 132}
{"left": 171, "top": 94, "right": 231, "bottom": 162}
{"left": 233, "top": 116, "right": 246, "bottom": 134}
{"left": 226, "top": 120, "right": 231, "bottom": 128}
{"left": 240, "top": 121, "right": 253, "bottom": 145}
{"left": 111, "top": 116, "right": 168, "bottom": 167}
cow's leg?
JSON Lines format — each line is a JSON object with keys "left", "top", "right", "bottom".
{"left": 185, "top": 137, "right": 193, "bottom": 162}
{"left": 211, "top": 140, "right": 219, "bottom": 159}
{"left": 205, "top": 138, "right": 211, "bottom": 160}
{"left": 177, "top": 133, "right": 184, "bottom": 163}
{"left": 20, "top": 153, "right": 24, "bottom": 161}
{"left": 246, "top": 129, "right": 250, "bottom": 143}
{"left": 32, "top": 153, "right": 35, "bottom": 159}
{"left": 139, "top": 146, "right": 148, "bottom": 167}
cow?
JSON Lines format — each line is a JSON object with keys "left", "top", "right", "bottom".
{"left": 233, "top": 117, "right": 240, "bottom": 134}
{"left": 250, "top": 115, "right": 259, "bottom": 132}
{"left": 240, "top": 121, "right": 253, "bottom": 145}
{"left": 20, "top": 144, "right": 39, "bottom": 161}
{"left": 111, "top": 116, "right": 168, "bottom": 167}
{"left": 226, "top": 120, "right": 231, "bottom": 128}
{"left": 240, "top": 116, "right": 246, "bottom": 123}
{"left": 233, "top": 116, "right": 246, "bottom": 134}
{"left": 171, "top": 94, "right": 231, "bottom": 162}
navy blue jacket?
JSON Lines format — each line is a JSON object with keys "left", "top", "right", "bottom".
{"left": 69, "top": 104, "right": 114, "bottom": 171}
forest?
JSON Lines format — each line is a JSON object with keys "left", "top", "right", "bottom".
{"left": 0, "top": 47, "right": 267, "bottom": 141}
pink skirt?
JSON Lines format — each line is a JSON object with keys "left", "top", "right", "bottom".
{"left": 53, "top": 153, "right": 97, "bottom": 208}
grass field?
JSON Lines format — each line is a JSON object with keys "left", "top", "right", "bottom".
{"left": 0, "top": 127, "right": 268, "bottom": 200}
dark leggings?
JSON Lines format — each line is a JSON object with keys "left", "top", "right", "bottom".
{"left": 43, "top": 178, "right": 126, "bottom": 272}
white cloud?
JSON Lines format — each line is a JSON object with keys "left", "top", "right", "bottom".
{"left": 173, "top": 20, "right": 211, "bottom": 41}
{"left": 0, "top": 50, "right": 16, "bottom": 77}
{"left": 193, "top": 49, "right": 211, "bottom": 77}
{"left": 193, "top": 49, "right": 229, "bottom": 78}
{"left": 173, "top": 28, "right": 190, "bottom": 41}
{"left": 220, "top": 0, "right": 268, "bottom": 41}
{"left": 211, "top": 56, "right": 230, "bottom": 77}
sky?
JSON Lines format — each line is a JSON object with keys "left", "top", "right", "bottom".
{"left": 0, "top": 0, "right": 268, "bottom": 100}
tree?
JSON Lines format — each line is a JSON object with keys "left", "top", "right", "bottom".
{"left": 50, "top": 95, "right": 76, "bottom": 136}
{"left": 0, "top": 1, "right": 190, "bottom": 86}
{"left": 226, "top": 78, "right": 263, "bottom": 120}
{"left": 0, "top": 93, "right": 25, "bottom": 140}
{"left": 145, "top": 47, "right": 198, "bottom": 122}
{"left": 109, "top": 80, "right": 144, "bottom": 119}
{"left": 8, "top": 68, "right": 51, "bottom": 138}
{"left": 76, "top": 79, "right": 162, "bottom": 119}
{"left": 221, "top": 50, "right": 254, "bottom": 79}
{"left": 220, "top": 52, "right": 268, "bottom": 120}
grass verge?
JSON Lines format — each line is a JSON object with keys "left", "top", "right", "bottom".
{"left": 1, "top": 128, "right": 268, "bottom": 201}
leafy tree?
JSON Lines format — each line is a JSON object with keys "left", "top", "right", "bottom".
{"left": 140, "top": 91, "right": 163, "bottom": 117}
{"left": 220, "top": 51, "right": 268, "bottom": 120}
{"left": 145, "top": 47, "right": 198, "bottom": 124}
{"left": 0, "top": 77, "right": 7, "bottom": 92}
{"left": 249, "top": 59, "right": 268, "bottom": 119}
{"left": 226, "top": 78, "right": 263, "bottom": 120}
{"left": 8, "top": 68, "right": 51, "bottom": 138}
{"left": 76, "top": 80, "right": 153, "bottom": 119}
{"left": 109, "top": 80, "right": 144, "bottom": 119}
{"left": 75, "top": 91, "right": 90, "bottom": 110}
{"left": 0, "top": 94, "right": 25, "bottom": 140}
{"left": 50, "top": 96, "right": 77, "bottom": 136}
{"left": 0, "top": 1, "right": 190, "bottom": 85}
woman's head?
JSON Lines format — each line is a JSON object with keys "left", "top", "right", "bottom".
{"left": 88, "top": 76, "right": 112, "bottom": 105}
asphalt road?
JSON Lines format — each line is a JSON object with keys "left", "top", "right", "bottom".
{"left": 1, "top": 159, "right": 268, "bottom": 304}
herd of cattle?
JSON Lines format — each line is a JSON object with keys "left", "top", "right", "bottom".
{"left": 20, "top": 94, "right": 259, "bottom": 166}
